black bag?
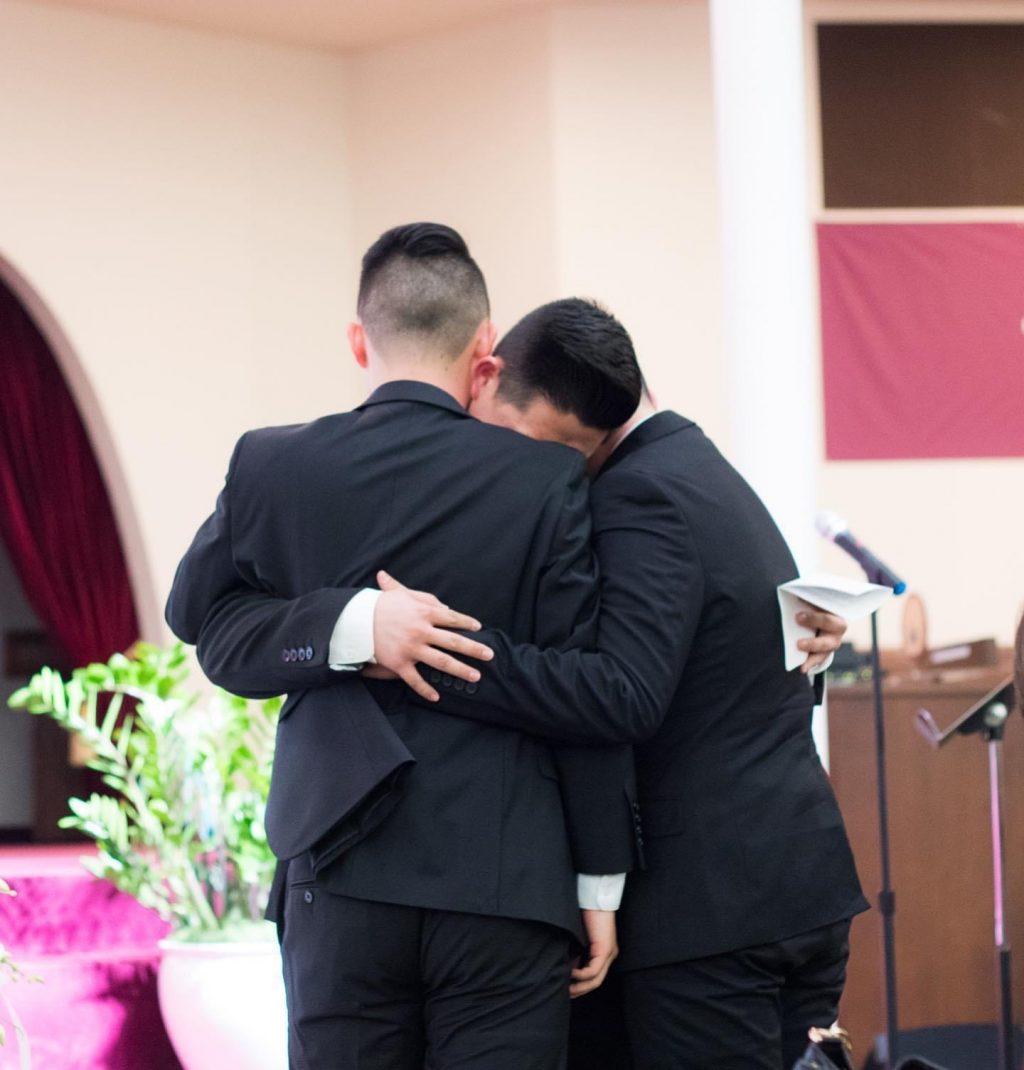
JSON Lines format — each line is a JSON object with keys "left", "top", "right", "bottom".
{"left": 792, "top": 1027, "right": 854, "bottom": 1070}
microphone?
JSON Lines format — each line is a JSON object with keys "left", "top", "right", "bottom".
{"left": 816, "top": 511, "right": 907, "bottom": 594}
{"left": 984, "top": 702, "right": 1010, "bottom": 730}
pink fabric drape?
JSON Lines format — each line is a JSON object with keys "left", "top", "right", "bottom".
{"left": 818, "top": 222, "right": 1024, "bottom": 460}
{"left": 0, "top": 276, "right": 138, "bottom": 666}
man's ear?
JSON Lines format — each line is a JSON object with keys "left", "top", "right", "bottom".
{"left": 474, "top": 318, "right": 498, "bottom": 360}
{"left": 348, "top": 321, "right": 368, "bottom": 369}
{"left": 470, "top": 353, "right": 505, "bottom": 402}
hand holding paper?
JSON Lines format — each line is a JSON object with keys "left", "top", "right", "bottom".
{"left": 778, "top": 573, "right": 894, "bottom": 672}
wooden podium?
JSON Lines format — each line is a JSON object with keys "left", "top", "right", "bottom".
{"left": 828, "top": 659, "right": 1022, "bottom": 1064}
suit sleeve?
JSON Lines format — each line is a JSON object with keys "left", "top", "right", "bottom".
{"left": 526, "top": 458, "right": 640, "bottom": 876}
{"left": 427, "top": 463, "right": 704, "bottom": 746}
{"left": 164, "top": 433, "right": 359, "bottom": 698}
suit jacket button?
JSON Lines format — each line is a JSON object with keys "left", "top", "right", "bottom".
{"left": 281, "top": 649, "right": 289, "bottom": 662}
{"left": 465, "top": 683, "right": 478, "bottom": 695}
{"left": 285, "top": 649, "right": 294, "bottom": 662}
{"left": 442, "top": 674, "right": 453, "bottom": 687}
{"left": 305, "top": 646, "right": 314, "bottom": 660}
{"left": 453, "top": 679, "right": 465, "bottom": 691}
{"left": 303, "top": 890, "right": 314, "bottom": 904}
{"left": 429, "top": 670, "right": 442, "bottom": 684}
{"left": 297, "top": 648, "right": 306, "bottom": 662}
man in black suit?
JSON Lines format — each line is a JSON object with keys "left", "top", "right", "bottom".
{"left": 379, "top": 299, "right": 869, "bottom": 1070}
{"left": 165, "top": 228, "right": 643, "bottom": 1070}
{"left": 180, "top": 292, "right": 861, "bottom": 1067}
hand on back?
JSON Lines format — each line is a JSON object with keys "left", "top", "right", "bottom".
{"left": 364, "top": 570, "right": 494, "bottom": 702}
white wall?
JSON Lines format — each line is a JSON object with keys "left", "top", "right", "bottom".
{"left": 819, "top": 460, "right": 1024, "bottom": 649}
{"left": 346, "top": 3, "right": 729, "bottom": 441}
{"left": 0, "top": 0, "right": 356, "bottom": 640}
{"left": 550, "top": 2, "right": 728, "bottom": 445}
{"left": 346, "top": 10, "right": 559, "bottom": 342}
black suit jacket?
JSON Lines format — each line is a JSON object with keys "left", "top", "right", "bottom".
{"left": 419, "top": 412, "right": 869, "bottom": 967}
{"left": 165, "top": 380, "right": 638, "bottom": 942}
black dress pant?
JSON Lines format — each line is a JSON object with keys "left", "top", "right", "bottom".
{"left": 569, "top": 919, "right": 851, "bottom": 1070}
{"left": 618, "top": 919, "right": 852, "bottom": 1070}
{"left": 280, "top": 874, "right": 573, "bottom": 1070}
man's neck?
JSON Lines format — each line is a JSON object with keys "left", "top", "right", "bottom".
{"left": 368, "top": 360, "right": 471, "bottom": 408}
{"left": 589, "top": 398, "right": 657, "bottom": 474}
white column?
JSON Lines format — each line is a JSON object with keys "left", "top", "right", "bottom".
{"left": 710, "top": 0, "right": 828, "bottom": 761}
{"left": 710, "top": 0, "right": 817, "bottom": 570}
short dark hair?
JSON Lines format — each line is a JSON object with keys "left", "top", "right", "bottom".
{"left": 495, "top": 298, "right": 642, "bottom": 430}
{"left": 357, "top": 223, "right": 489, "bottom": 360}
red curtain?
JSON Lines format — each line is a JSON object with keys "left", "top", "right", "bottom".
{"left": 0, "top": 276, "right": 138, "bottom": 667}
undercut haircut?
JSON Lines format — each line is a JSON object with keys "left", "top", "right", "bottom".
{"left": 495, "top": 298, "right": 642, "bottom": 431}
{"left": 357, "top": 223, "right": 490, "bottom": 361}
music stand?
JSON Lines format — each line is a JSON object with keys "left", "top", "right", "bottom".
{"left": 916, "top": 679, "right": 1018, "bottom": 1070}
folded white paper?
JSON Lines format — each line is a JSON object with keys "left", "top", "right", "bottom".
{"left": 778, "top": 572, "right": 894, "bottom": 671}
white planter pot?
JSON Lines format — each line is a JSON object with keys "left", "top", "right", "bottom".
{"left": 157, "top": 934, "right": 287, "bottom": 1070}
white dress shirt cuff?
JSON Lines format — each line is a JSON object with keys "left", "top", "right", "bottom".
{"left": 814, "top": 653, "right": 835, "bottom": 675}
{"left": 577, "top": 873, "right": 627, "bottom": 911}
{"left": 328, "top": 588, "right": 380, "bottom": 670}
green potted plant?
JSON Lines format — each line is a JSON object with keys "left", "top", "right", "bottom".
{"left": 8, "top": 642, "right": 286, "bottom": 1070}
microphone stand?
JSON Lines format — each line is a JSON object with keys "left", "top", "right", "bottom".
{"left": 916, "top": 682, "right": 1018, "bottom": 1070}
{"left": 987, "top": 706, "right": 1016, "bottom": 1070}
{"left": 815, "top": 515, "right": 906, "bottom": 1067}
{"left": 869, "top": 609, "right": 900, "bottom": 1069}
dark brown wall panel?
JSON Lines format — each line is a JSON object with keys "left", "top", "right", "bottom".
{"left": 818, "top": 23, "right": 1024, "bottom": 208}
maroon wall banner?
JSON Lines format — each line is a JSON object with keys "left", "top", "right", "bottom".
{"left": 817, "top": 222, "right": 1024, "bottom": 460}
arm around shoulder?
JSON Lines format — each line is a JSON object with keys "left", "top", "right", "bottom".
{"left": 422, "top": 461, "right": 703, "bottom": 745}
